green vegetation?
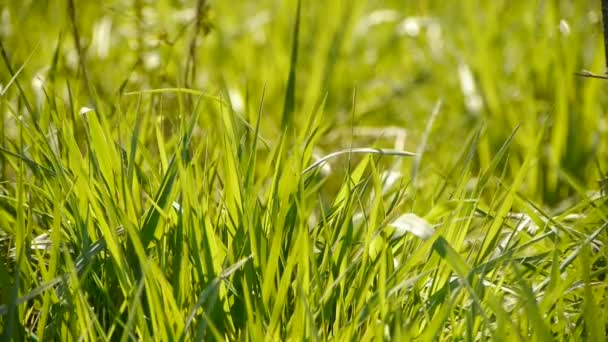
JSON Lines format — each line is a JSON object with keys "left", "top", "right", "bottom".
{"left": 1, "top": 0, "right": 607, "bottom": 340}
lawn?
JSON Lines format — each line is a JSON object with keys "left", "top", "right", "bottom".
{"left": 0, "top": 0, "right": 607, "bottom": 340}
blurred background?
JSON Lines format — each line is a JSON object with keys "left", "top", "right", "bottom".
{"left": 1, "top": 0, "right": 606, "bottom": 205}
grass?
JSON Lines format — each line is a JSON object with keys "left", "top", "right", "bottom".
{"left": 0, "top": 0, "right": 607, "bottom": 340}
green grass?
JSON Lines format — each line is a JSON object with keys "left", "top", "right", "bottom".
{"left": 0, "top": 0, "right": 607, "bottom": 340}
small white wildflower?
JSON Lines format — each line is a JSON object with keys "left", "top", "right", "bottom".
{"left": 311, "top": 151, "right": 332, "bottom": 176}
{"left": 559, "top": 19, "right": 570, "bottom": 36}
{"left": 32, "top": 72, "right": 46, "bottom": 106}
{"left": 31, "top": 73, "right": 45, "bottom": 91}
{"left": 228, "top": 87, "right": 245, "bottom": 114}
{"left": 384, "top": 323, "right": 391, "bottom": 340}
{"left": 398, "top": 18, "right": 421, "bottom": 36}
{"left": 382, "top": 170, "right": 401, "bottom": 192}
{"left": 458, "top": 62, "right": 483, "bottom": 114}
{"left": 396, "top": 17, "right": 436, "bottom": 37}
{"left": 79, "top": 106, "right": 94, "bottom": 115}
{"left": 92, "top": 16, "right": 112, "bottom": 59}
{"left": 320, "top": 162, "right": 332, "bottom": 175}
{"left": 308, "top": 213, "right": 318, "bottom": 229}
{"left": 143, "top": 52, "right": 161, "bottom": 70}
{"left": 352, "top": 212, "right": 365, "bottom": 227}
{"left": 172, "top": 201, "right": 182, "bottom": 212}
{"left": 65, "top": 50, "right": 79, "bottom": 70}
{"left": 391, "top": 213, "right": 435, "bottom": 240}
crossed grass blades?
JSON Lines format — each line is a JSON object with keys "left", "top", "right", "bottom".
{"left": 0, "top": 0, "right": 607, "bottom": 340}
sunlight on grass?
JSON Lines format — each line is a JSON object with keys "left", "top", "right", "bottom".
{"left": 0, "top": 0, "right": 607, "bottom": 340}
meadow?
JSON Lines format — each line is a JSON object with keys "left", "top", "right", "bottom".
{"left": 0, "top": 0, "right": 607, "bottom": 340}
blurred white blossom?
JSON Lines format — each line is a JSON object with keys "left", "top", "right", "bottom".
{"left": 458, "top": 63, "right": 483, "bottom": 114}
{"left": 92, "top": 16, "right": 112, "bottom": 58}
{"left": 559, "top": 19, "right": 570, "bottom": 36}
{"left": 391, "top": 213, "right": 435, "bottom": 240}
{"left": 356, "top": 9, "right": 399, "bottom": 36}
{"left": 79, "top": 106, "right": 94, "bottom": 115}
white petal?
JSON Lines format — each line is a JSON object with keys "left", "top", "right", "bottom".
{"left": 228, "top": 87, "right": 245, "bottom": 113}
{"left": 559, "top": 20, "right": 570, "bottom": 36}
{"left": 356, "top": 9, "right": 399, "bottom": 36}
{"left": 382, "top": 171, "right": 401, "bottom": 192}
{"left": 79, "top": 106, "right": 94, "bottom": 115}
{"left": 391, "top": 213, "right": 435, "bottom": 240}
{"left": 172, "top": 201, "right": 182, "bottom": 212}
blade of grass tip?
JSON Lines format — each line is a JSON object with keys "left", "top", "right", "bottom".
{"left": 140, "top": 106, "right": 199, "bottom": 248}
{"left": 139, "top": 157, "right": 176, "bottom": 245}
{"left": 511, "top": 262, "right": 552, "bottom": 340}
{"left": 119, "top": 275, "right": 147, "bottom": 342}
{"left": 302, "top": 148, "right": 418, "bottom": 174}
{"left": 431, "top": 237, "right": 494, "bottom": 334}
{"left": 0, "top": 40, "right": 39, "bottom": 97}
{"left": 419, "top": 290, "right": 458, "bottom": 341}
{"left": 281, "top": 0, "right": 301, "bottom": 130}
{"left": 181, "top": 255, "right": 253, "bottom": 340}
{"left": 0, "top": 276, "right": 63, "bottom": 316}
{"left": 125, "top": 88, "right": 223, "bottom": 102}
{"left": 244, "top": 84, "right": 266, "bottom": 187}
{"left": 127, "top": 96, "right": 144, "bottom": 187}
{"left": 574, "top": 70, "right": 608, "bottom": 79}
{"left": 300, "top": 88, "right": 327, "bottom": 139}
{"left": 36, "top": 184, "right": 65, "bottom": 340}
{"left": 476, "top": 125, "right": 535, "bottom": 265}
{"left": 0, "top": 146, "right": 57, "bottom": 176}
{"left": 411, "top": 100, "right": 442, "bottom": 186}
{"left": 476, "top": 125, "right": 519, "bottom": 191}
{"left": 83, "top": 109, "right": 118, "bottom": 190}
{"left": 434, "top": 125, "right": 481, "bottom": 200}
{"left": 268, "top": 234, "right": 302, "bottom": 335}
{"left": 0, "top": 224, "right": 125, "bottom": 316}
{"left": 48, "top": 32, "right": 63, "bottom": 85}
{"left": 534, "top": 222, "right": 607, "bottom": 294}
{"left": 116, "top": 59, "right": 142, "bottom": 96}
{"left": 0, "top": 40, "right": 36, "bottom": 125}
{"left": 219, "top": 93, "right": 244, "bottom": 229}
{"left": 126, "top": 88, "right": 270, "bottom": 148}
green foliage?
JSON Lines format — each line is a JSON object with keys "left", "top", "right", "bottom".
{"left": 0, "top": 0, "right": 607, "bottom": 340}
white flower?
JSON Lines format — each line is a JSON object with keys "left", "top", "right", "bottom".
{"left": 391, "top": 213, "right": 435, "bottom": 240}
{"left": 559, "top": 20, "right": 570, "bottom": 36}
{"left": 79, "top": 106, "right": 94, "bottom": 115}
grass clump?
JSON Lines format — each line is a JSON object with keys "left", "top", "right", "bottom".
{"left": 0, "top": 0, "right": 607, "bottom": 340}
